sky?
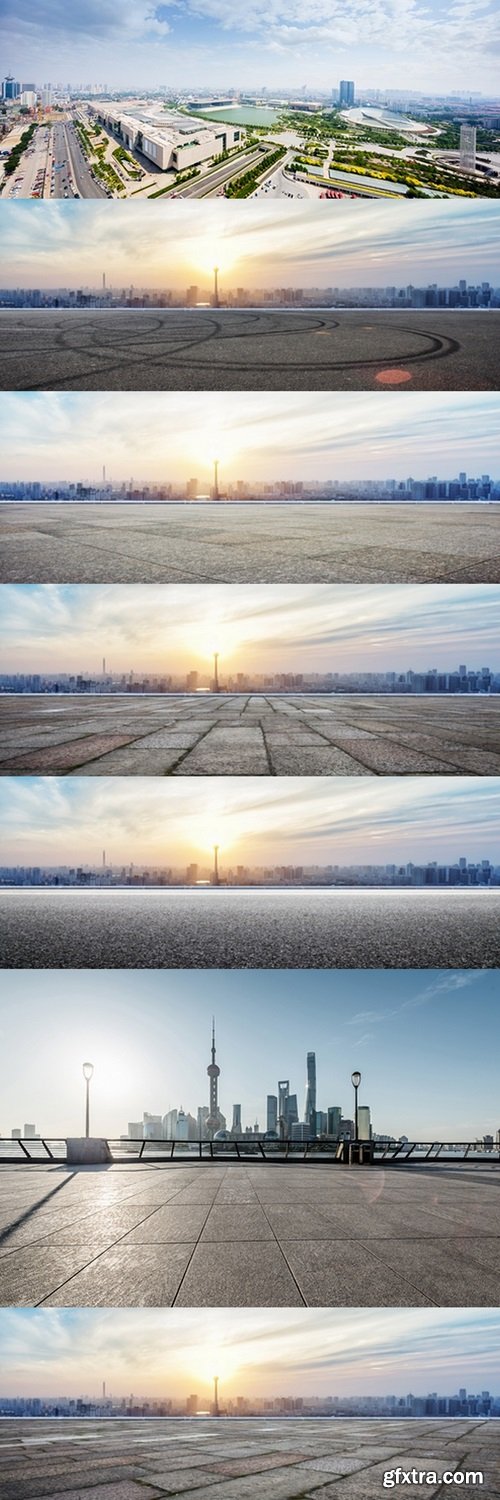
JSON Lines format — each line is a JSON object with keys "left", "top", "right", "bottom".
{"left": 1, "top": 969, "right": 498, "bottom": 1138}
{"left": 2, "top": 583, "right": 498, "bottom": 675}
{"left": 2, "top": 0, "right": 500, "bottom": 94}
{"left": 1, "top": 776, "right": 499, "bottom": 866}
{"left": 1, "top": 392, "right": 499, "bottom": 484}
{"left": 0, "top": 1308, "right": 499, "bottom": 1398}
{"left": 1, "top": 201, "right": 499, "bottom": 290}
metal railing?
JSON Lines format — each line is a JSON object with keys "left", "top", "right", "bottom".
{"left": 0, "top": 1137, "right": 499, "bottom": 1165}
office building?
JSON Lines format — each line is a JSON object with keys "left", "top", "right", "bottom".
{"left": 460, "top": 124, "right": 477, "bottom": 171}
{"left": 339, "top": 80, "right": 355, "bottom": 106}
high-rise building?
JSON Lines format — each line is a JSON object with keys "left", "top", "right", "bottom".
{"left": 327, "top": 1105, "right": 342, "bottom": 1137}
{"left": 358, "top": 1106, "right": 372, "bottom": 1141}
{"left": 304, "top": 1051, "right": 317, "bottom": 1137}
{"left": 267, "top": 1094, "right": 278, "bottom": 1133}
{"left": 2, "top": 76, "right": 21, "bottom": 100}
{"left": 460, "top": 124, "right": 477, "bottom": 172}
{"left": 232, "top": 1103, "right": 242, "bottom": 1134}
{"left": 339, "top": 80, "right": 355, "bottom": 107}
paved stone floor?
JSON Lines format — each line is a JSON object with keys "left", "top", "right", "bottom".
{"left": 1, "top": 504, "right": 499, "bottom": 584}
{"left": 1, "top": 695, "right": 499, "bottom": 777}
{"left": 1, "top": 1162, "right": 499, "bottom": 1307}
{"left": 0, "top": 1418, "right": 499, "bottom": 1499}
{"left": 1, "top": 309, "right": 499, "bottom": 391}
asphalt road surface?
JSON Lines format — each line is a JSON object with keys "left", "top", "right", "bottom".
{"left": 1, "top": 310, "right": 498, "bottom": 390}
{"left": 1, "top": 502, "right": 498, "bottom": 583}
{"left": 1, "top": 889, "right": 499, "bottom": 969}
{"left": 1, "top": 694, "right": 499, "bottom": 776}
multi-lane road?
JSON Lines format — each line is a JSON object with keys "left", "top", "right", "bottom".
{"left": 1, "top": 117, "right": 106, "bottom": 200}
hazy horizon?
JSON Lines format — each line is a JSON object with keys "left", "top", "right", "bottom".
{"left": 1, "top": 969, "right": 498, "bottom": 1138}
{"left": 2, "top": 0, "right": 499, "bottom": 93}
{"left": 0, "top": 1309, "right": 498, "bottom": 1397}
{"left": 0, "top": 777, "right": 498, "bottom": 866}
{"left": 1, "top": 583, "right": 498, "bottom": 675}
{"left": 1, "top": 202, "right": 499, "bottom": 290}
{"left": 1, "top": 393, "right": 498, "bottom": 483}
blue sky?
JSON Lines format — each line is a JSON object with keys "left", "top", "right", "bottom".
{"left": 1, "top": 392, "right": 499, "bottom": 482}
{"left": 0, "top": 1307, "right": 499, "bottom": 1397}
{"left": 0, "top": 776, "right": 499, "bottom": 866}
{"left": 2, "top": 0, "right": 498, "bottom": 93}
{"left": 0, "top": 201, "right": 499, "bottom": 289}
{"left": 1, "top": 583, "right": 498, "bottom": 674}
{"left": 1, "top": 969, "right": 498, "bottom": 1137}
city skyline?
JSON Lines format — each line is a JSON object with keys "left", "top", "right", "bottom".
{"left": 0, "top": 1308, "right": 498, "bottom": 1397}
{"left": 1, "top": 392, "right": 499, "bottom": 483}
{"left": 1, "top": 969, "right": 498, "bottom": 1139}
{"left": 2, "top": 0, "right": 499, "bottom": 92}
{"left": 1, "top": 583, "right": 499, "bottom": 675}
{"left": 1, "top": 777, "right": 499, "bottom": 866}
{"left": 1, "top": 201, "right": 499, "bottom": 290}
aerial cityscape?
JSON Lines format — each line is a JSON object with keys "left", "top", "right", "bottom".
{"left": 1, "top": 582, "right": 498, "bottom": 685}
{"left": 0, "top": 1307, "right": 498, "bottom": 1397}
{"left": 2, "top": 72, "right": 500, "bottom": 201}
{"left": 1, "top": 198, "right": 498, "bottom": 291}
{"left": 0, "top": 391, "right": 498, "bottom": 483}
{"left": 1, "top": 775, "right": 498, "bottom": 869}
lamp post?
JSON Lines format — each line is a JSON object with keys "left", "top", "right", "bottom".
{"left": 213, "top": 651, "right": 220, "bottom": 693}
{"left": 213, "top": 845, "right": 220, "bottom": 886}
{"left": 213, "top": 266, "right": 219, "bottom": 308}
{"left": 82, "top": 1061, "right": 94, "bottom": 1138}
{"left": 213, "top": 1375, "right": 219, "bottom": 1417}
{"left": 213, "top": 458, "right": 219, "bottom": 501}
{"left": 351, "top": 1070, "right": 361, "bottom": 1141}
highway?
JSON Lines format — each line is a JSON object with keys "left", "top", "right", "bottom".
{"left": 50, "top": 118, "right": 106, "bottom": 199}
{"left": 175, "top": 146, "right": 269, "bottom": 197}
{"left": 0, "top": 309, "right": 498, "bottom": 391}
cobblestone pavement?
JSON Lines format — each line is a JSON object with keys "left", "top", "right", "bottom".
{"left": 1, "top": 695, "right": 499, "bottom": 776}
{"left": 0, "top": 1417, "right": 498, "bottom": 1498}
{"left": 1, "top": 1161, "right": 500, "bottom": 1306}
{"left": 1, "top": 504, "right": 499, "bottom": 584}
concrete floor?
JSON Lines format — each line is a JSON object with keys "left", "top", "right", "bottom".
{"left": 1, "top": 695, "right": 500, "bottom": 776}
{"left": 1, "top": 1162, "right": 500, "bottom": 1307}
{"left": 1, "top": 310, "right": 499, "bottom": 391}
{"left": 0, "top": 1417, "right": 499, "bottom": 1499}
{"left": 1, "top": 504, "right": 498, "bottom": 585}
{"left": 2, "top": 1417, "right": 499, "bottom": 1499}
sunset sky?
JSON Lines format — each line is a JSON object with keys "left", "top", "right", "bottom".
{"left": 0, "top": 201, "right": 498, "bottom": 289}
{"left": 0, "top": 1307, "right": 498, "bottom": 1398}
{"left": 1, "top": 777, "right": 498, "bottom": 866}
{"left": 0, "top": 392, "right": 498, "bottom": 482}
{"left": 1, "top": 969, "right": 498, "bottom": 1139}
{"left": 1, "top": 583, "right": 498, "bottom": 674}
{"left": 2, "top": 0, "right": 498, "bottom": 93}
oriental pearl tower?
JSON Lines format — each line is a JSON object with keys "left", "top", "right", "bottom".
{"left": 206, "top": 1017, "right": 222, "bottom": 1138}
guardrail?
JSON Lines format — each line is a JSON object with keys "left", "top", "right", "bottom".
{"left": 0, "top": 1138, "right": 499, "bottom": 1165}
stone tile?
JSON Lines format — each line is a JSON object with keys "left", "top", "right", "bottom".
{"left": 121, "top": 1206, "right": 210, "bottom": 1243}
{"left": 40, "top": 1244, "right": 195, "bottom": 1306}
{"left": 199, "top": 1206, "right": 274, "bottom": 1241}
{"left": 280, "top": 1241, "right": 433, "bottom": 1306}
{"left": 0, "top": 1247, "right": 100, "bottom": 1306}
{"left": 174, "top": 1241, "right": 304, "bottom": 1306}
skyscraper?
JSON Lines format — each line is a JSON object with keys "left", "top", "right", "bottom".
{"left": 232, "top": 1103, "right": 242, "bottom": 1134}
{"left": 304, "top": 1050, "right": 317, "bottom": 1137}
{"left": 267, "top": 1094, "right": 278, "bottom": 1133}
{"left": 460, "top": 124, "right": 477, "bottom": 172}
{"left": 339, "top": 80, "right": 355, "bottom": 106}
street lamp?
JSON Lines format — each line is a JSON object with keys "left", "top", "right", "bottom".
{"left": 351, "top": 1070, "right": 361, "bottom": 1141}
{"left": 82, "top": 1061, "right": 94, "bottom": 1138}
{"left": 213, "top": 845, "right": 220, "bottom": 886}
{"left": 213, "top": 1375, "right": 220, "bottom": 1417}
{"left": 213, "top": 651, "right": 220, "bottom": 693}
{"left": 213, "top": 266, "right": 219, "bottom": 308}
